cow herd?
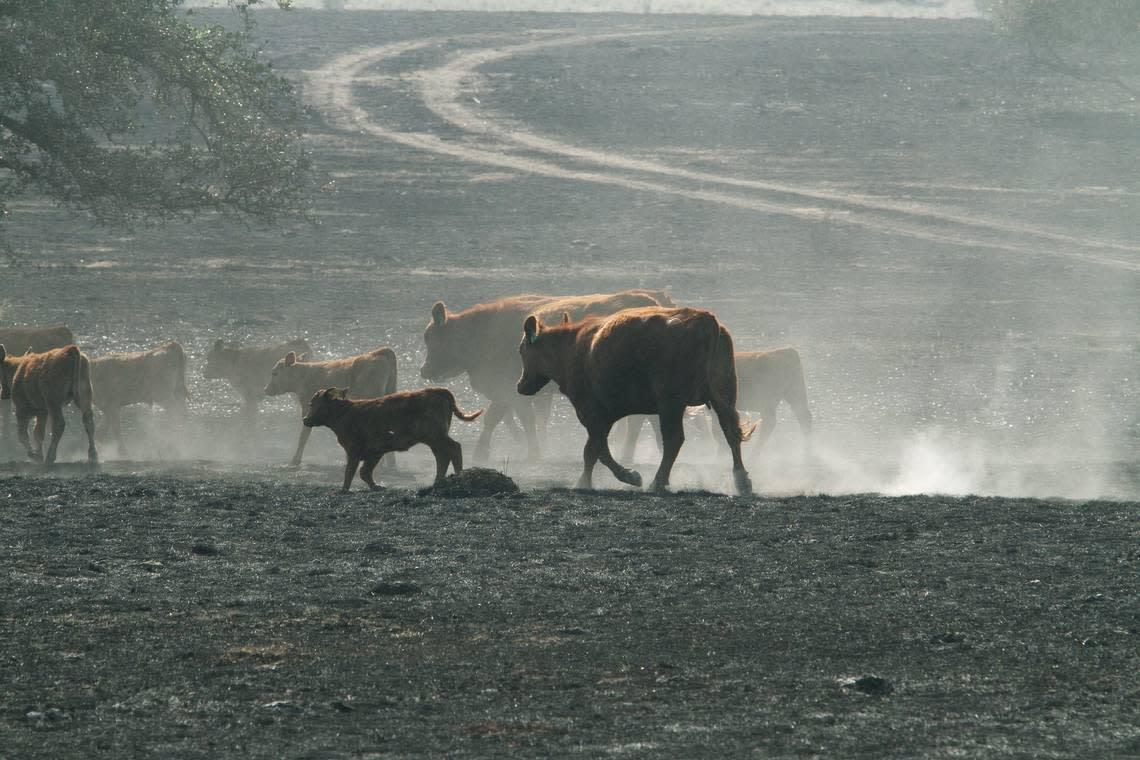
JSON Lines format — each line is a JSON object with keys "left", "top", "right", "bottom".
{"left": 0, "top": 289, "right": 812, "bottom": 495}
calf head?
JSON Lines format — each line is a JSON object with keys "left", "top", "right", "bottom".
{"left": 0, "top": 345, "right": 9, "bottom": 400}
{"left": 264, "top": 351, "right": 301, "bottom": 396}
{"left": 420, "top": 301, "right": 465, "bottom": 381}
{"left": 517, "top": 316, "right": 553, "bottom": 396}
{"left": 203, "top": 339, "right": 239, "bottom": 380}
{"left": 302, "top": 387, "right": 350, "bottom": 428}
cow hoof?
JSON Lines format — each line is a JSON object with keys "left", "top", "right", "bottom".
{"left": 650, "top": 478, "right": 668, "bottom": 493}
{"left": 574, "top": 477, "right": 592, "bottom": 490}
{"left": 734, "top": 471, "right": 753, "bottom": 497}
{"left": 622, "top": 469, "right": 643, "bottom": 488}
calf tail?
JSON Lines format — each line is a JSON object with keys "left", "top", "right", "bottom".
{"left": 447, "top": 390, "right": 483, "bottom": 422}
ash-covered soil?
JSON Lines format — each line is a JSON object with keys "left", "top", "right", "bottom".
{"left": 2, "top": 469, "right": 1136, "bottom": 757}
{"left": 1, "top": 9, "right": 1139, "bottom": 757}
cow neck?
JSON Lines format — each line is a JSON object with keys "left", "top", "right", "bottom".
{"left": 325, "top": 398, "right": 354, "bottom": 427}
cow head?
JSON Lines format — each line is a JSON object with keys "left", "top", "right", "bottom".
{"left": 203, "top": 339, "right": 237, "bottom": 380}
{"left": 302, "top": 387, "right": 350, "bottom": 428}
{"left": 0, "top": 345, "right": 9, "bottom": 400}
{"left": 264, "top": 351, "right": 299, "bottom": 396}
{"left": 517, "top": 315, "right": 553, "bottom": 396}
{"left": 420, "top": 301, "right": 465, "bottom": 381}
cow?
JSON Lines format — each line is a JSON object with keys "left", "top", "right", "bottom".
{"left": 264, "top": 347, "right": 398, "bottom": 467}
{"left": 619, "top": 347, "right": 813, "bottom": 459}
{"left": 0, "top": 344, "right": 97, "bottom": 466}
{"left": 0, "top": 324, "right": 75, "bottom": 439}
{"left": 88, "top": 341, "right": 189, "bottom": 455}
{"left": 517, "top": 307, "right": 756, "bottom": 495}
{"left": 203, "top": 338, "right": 312, "bottom": 420}
{"left": 301, "top": 386, "right": 483, "bottom": 493}
{"left": 421, "top": 289, "right": 673, "bottom": 463}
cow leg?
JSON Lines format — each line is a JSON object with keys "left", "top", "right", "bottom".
{"left": 576, "top": 438, "right": 599, "bottom": 490}
{"left": 341, "top": 457, "right": 360, "bottom": 493}
{"left": 472, "top": 402, "right": 508, "bottom": 463}
{"left": 81, "top": 405, "right": 98, "bottom": 466}
{"left": 17, "top": 409, "right": 39, "bottom": 462}
{"left": 44, "top": 406, "right": 66, "bottom": 467}
{"left": 618, "top": 416, "right": 643, "bottom": 464}
{"left": 712, "top": 403, "right": 753, "bottom": 497}
{"left": 650, "top": 407, "right": 685, "bottom": 493}
{"left": 750, "top": 404, "right": 778, "bottom": 454}
{"left": 359, "top": 455, "right": 382, "bottom": 490}
{"left": 587, "top": 422, "right": 642, "bottom": 489}
{"left": 378, "top": 452, "right": 397, "bottom": 472}
{"left": 110, "top": 408, "right": 128, "bottom": 458}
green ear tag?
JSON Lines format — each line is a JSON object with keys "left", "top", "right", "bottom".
{"left": 529, "top": 333, "right": 539, "bottom": 345}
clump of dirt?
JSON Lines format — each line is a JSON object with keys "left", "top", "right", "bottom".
{"left": 844, "top": 676, "right": 895, "bottom": 696}
{"left": 418, "top": 467, "right": 519, "bottom": 498}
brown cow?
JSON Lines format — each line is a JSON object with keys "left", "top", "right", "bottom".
{"left": 517, "top": 307, "right": 755, "bottom": 495}
{"left": 0, "top": 344, "right": 97, "bottom": 466}
{"left": 421, "top": 289, "right": 673, "bottom": 462}
{"left": 0, "top": 325, "right": 75, "bottom": 439}
{"left": 302, "top": 386, "right": 482, "bottom": 493}
{"left": 88, "top": 341, "right": 189, "bottom": 455}
{"left": 620, "top": 347, "right": 813, "bottom": 458}
{"left": 264, "top": 347, "right": 398, "bottom": 467}
{"left": 203, "top": 338, "right": 312, "bottom": 420}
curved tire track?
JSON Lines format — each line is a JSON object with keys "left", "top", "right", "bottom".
{"left": 310, "top": 29, "right": 1140, "bottom": 271}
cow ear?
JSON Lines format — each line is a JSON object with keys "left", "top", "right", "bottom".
{"left": 523, "top": 315, "right": 540, "bottom": 344}
{"left": 562, "top": 311, "right": 571, "bottom": 325}
{"left": 0, "top": 345, "right": 6, "bottom": 362}
{"left": 213, "top": 339, "right": 224, "bottom": 351}
{"left": 285, "top": 351, "right": 297, "bottom": 366}
{"left": 431, "top": 301, "right": 448, "bottom": 327}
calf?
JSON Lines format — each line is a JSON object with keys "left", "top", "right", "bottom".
{"left": 264, "top": 347, "right": 398, "bottom": 466}
{"left": 203, "top": 338, "right": 312, "bottom": 420}
{"left": 517, "top": 307, "right": 756, "bottom": 495}
{"left": 0, "top": 324, "right": 75, "bottom": 439}
{"left": 302, "top": 387, "right": 482, "bottom": 493}
{"left": 0, "top": 344, "right": 97, "bottom": 466}
{"left": 88, "top": 341, "right": 189, "bottom": 455}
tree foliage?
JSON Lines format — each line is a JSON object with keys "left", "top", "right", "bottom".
{"left": 979, "top": 0, "right": 1140, "bottom": 94}
{"left": 0, "top": 0, "right": 311, "bottom": 237}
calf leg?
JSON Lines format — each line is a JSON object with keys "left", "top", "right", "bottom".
{"left": 44, "top": 406, "right": 66, "bottom": 467}
{"left": 359, "top": 455, "right": 382, "bottom": 490}
{"left": 533, "top": 390, "right": 554, "bottom": 449}
{"left": 513, "top": 399, "right": 542, "bottom": 463}
{"left": 447, "top": 437, "right": 463, "bottom": 476}
{"left": 341, "top": 456, "right": 360, "bottom": 493}
{"left": 17, "top": 409, "right": 39, "bottom": 462}
{"left": 430, "top": 444, "right": 452, "bottom": 484}
{"left": 110, "top": 408, "right": 128, "bottom": 458}
{"left": 289, "top": 425, "right": 312, "bottom": 468}
{"left": 472, "top": 402, "right": 508, "bottom": 463}
{"left": 651, "top": 407, "right": 685, "bottom": 493}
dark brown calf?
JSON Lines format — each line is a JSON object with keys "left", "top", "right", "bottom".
{"left": 0, "top": 344, "right": 97, "bottom": 466}
{"left": 89, "top": 341, "right": 189, "bottom": 455}
{"left": 264, "top": 347, "right": 398, "bottom": 466}
{"left": 517, "top": 307, "right": 755, "bottom": 495}
{"left": 302, "top": 387, "right": 482, "bottom": 493}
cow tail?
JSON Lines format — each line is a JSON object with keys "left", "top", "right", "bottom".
{"left": 784, "top": 349, "right": 812, "bottom": 435}
{"left": 68, "top": 346, "right": 94, "bottom": 412}
{"left": 703, "top": 318, "right": 757, "bottom": 444}
{"left": 447, "top": 389, "right": 483, "bottom": 422}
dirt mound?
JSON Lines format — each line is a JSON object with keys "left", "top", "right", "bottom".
{"left": 418, "top": 467, "right": 519, "bottom": 498}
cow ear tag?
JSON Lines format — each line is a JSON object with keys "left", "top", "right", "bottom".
{"left": 528, "top": 333, "right": 539, "bottom": 345}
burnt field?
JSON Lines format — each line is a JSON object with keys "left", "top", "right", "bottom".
{"left": 1, "top": 9, "right": 1139, "bottom": 757}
